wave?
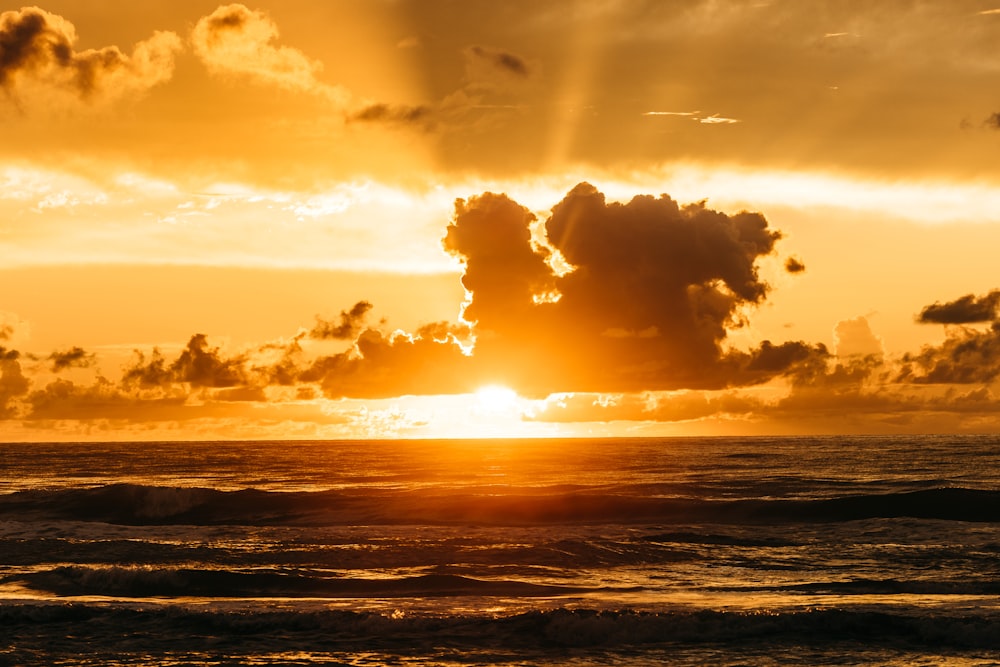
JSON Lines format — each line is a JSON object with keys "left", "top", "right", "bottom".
{"left": 3, "top": 604, "right": 999, "bottom": 652}
{"left": 5, "top": 566, "right": 599, "bottom": 599}
{"left": 2, "top": 483, "right": 1000, "bottom": 526}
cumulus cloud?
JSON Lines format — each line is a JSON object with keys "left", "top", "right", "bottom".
{"left": 123, "top": 334, "right": 248, "bottom": 389}
{"left": 191, "top": 3, "right": 348, "bottom": 103}
{"left": 899, "top": 324, "right": 1000, "bottom": 385}
{"left": 0, "top": 7, "right": 180, "bottom": 106}
{"left": 834, "top": 316, "right": 884, "bottom": 358}
{"left": 300, "top": 326, "right": 474, "bottom": 399}
{"left": 0, "top": 348, "right": 29, "bottom": 418}
{"left": 443, "top": 182, "right": 821, "bottom": 394}
{"left": 917, "top": 290, "right": 1000, "bottom": 324}
{"left": 309, "top": 301, "right": 374, "bottom": 340}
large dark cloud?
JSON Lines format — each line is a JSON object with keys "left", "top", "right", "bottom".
{"left": 443, "top": 182, "right": 816, "bottom": 394}
{"left": 917, "top": 290, "right": 1000, "bottom": 324}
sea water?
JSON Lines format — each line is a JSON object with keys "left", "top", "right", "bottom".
{"left": 1, "top": 435, "right": 999, "bottom": 665}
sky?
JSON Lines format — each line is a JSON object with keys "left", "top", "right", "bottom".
{"left": 2, "top": 0, "right": 1000, "bottom": 440}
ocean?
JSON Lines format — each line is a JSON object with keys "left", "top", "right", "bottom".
{"left": 1, "top": 435, "right": 999, "bottom": 666}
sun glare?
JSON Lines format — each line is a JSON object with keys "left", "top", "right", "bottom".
{"left": 473, "top": 385, "right": 520, "bottom": 413}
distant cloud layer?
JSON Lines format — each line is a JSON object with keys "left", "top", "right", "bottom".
{"left": 1, "top": 179, "right": 999, "bottom": 434}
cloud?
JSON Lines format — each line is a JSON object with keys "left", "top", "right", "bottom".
{"left": 123, "top": 334, "right": 248, "bottom": 389}
{"left": 986, "top": 112, "right": 1000, "bottom": 129}
{"left": 300, "top": 326, "right": 474, "bottom": 399}
{"left": 466, "top": 45, "right": 530, "bottom": 79}
{"left": 48, "top": 346, "right": 96, "bottom": 372}
{"left": 834, "top": 316, "right": 884, "bottom": 358}
{"left": 784, "top": 257, "right": 806, "bottom": 273}
{"left": 309, "top": 301, "right": 374, "bottom": 340}
{"left": 349, "top": 103, "right": 431, "bottom": 124}
{"left": 0, "top": 7, "right": 180, "bottom": 106}
{"left": 443, "top": 182, "right": 820, "bottom": 394}
{"left": 917, "top": 290, "right": 1000, "bottom": 324}
{"left": 191, "top": 4, "right": 348, "bottom": 103}
{"left": 0, "top": 349, "right": 29, "bottom": 418}
{"left": 899, "top": 324, "right": 1000, "bottom": 384}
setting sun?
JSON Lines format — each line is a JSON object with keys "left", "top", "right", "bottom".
{"left": 473, "top": 385, "right": 520, "bottom": 414}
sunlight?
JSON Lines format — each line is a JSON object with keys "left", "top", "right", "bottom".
{"left": 473, "top": 384, "right": 520, "bottom": 414}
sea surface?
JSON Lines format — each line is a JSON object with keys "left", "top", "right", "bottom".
{"left": 1, "top": 435, "right": 999, "bottom": 666}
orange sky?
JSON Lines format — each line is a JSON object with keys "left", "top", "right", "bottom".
{"left": 3, "top": 1, "right": 1000, "bottom": 440}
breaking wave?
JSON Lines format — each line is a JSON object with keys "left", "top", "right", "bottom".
{"left": 2, "top": 484, "right": 1000, "bottom": 526}
{"left": 3, "top": 604, "right": 999, "bottom": 652}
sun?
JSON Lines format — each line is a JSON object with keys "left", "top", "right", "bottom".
{"left": 473, "top": 385, "right": 520, "bottom": 413}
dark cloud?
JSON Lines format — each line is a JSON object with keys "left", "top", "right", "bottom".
{"left": 442, "top": 182, "right": 808, "bottom": 394}
{"left": 744, "top": 340, "right": 827, "bottom": 373}
{"left": 202, "top": 4, "right": 249, "bottom": 34}
{"left": 349, "top": 103, "right": 431, "bottom": 124}
{"left": 468, "top": 45, "right": 530, "bottom": 78}
{"left": 917, "top": 290, "right": 1000, "bottom": 324}
{"left": 985, "top": 112, "right": 1000, "bottom": 129}
{"left": 0, "top": 351, "right": 29, "bottom": 418}
{"left": 301, "top": 327, "right": 474, "bottom": 399}
{"left": 123, "top": 334, "right": 247, "bottom": 389}
{"left": 784, "top": 257, "right": 806, "bottom": 273}
{"left": 0, "top": 323, "right": 12, "bottom": 341}
{"left": 48, "top": 346, "right": 95, "bottom": 372}
{"left": 309, "top": 301, "right": 374, "bottom": 340}
{"left": 899, "top": 324, "right": 1000, "bottom": 384}
{"left": 0, "top": 7, "right": 179, "bottom": 102}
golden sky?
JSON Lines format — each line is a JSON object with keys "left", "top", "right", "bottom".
{"left": 3, "top": 0, "right": 1000, "bottom": 440}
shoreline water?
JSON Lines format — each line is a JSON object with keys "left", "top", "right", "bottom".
{"left": 2, "top": 435, "right": 998, "bottom": 665}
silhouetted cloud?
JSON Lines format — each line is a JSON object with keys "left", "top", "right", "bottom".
{"left": 48, "top": 346, "right": 95, "bottom": 372}
{"left": 349, "top": 103, "right": 431, "bottom": 124}
{"left": 310, "top": 301, "right": 374, "bottom": 340}
{"left": 917, "top": 290, "right": 1000, "bottom": 324}
{"left": 784, "top": 257, "right": 806, "bottom": 273}
{"left": 985, "top": 112, "right": 1000, "bottom": 129}
{"left": 0, "top": 349, "right": 29, "bottom": 418}
{"left": 899, "top": 324, "right": 1000, "bottom": 384}
{"left": 301, "top": 327, "right": 474, "bottom": 399}
{"left": 123, "top": 334, "right": 247, "bottom": 389}
{"left": 467, "top": 45, "right": 530, "bottom": 78}
{"left": 441, "top": 182, "right": 813, "bottom": 394}
{"left": 0, "top": 7, "right": 180, "bottom": 105}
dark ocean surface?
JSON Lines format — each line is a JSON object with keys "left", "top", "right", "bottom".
{"left": 2, "top": 435, "right": 999, "bottom": 665}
